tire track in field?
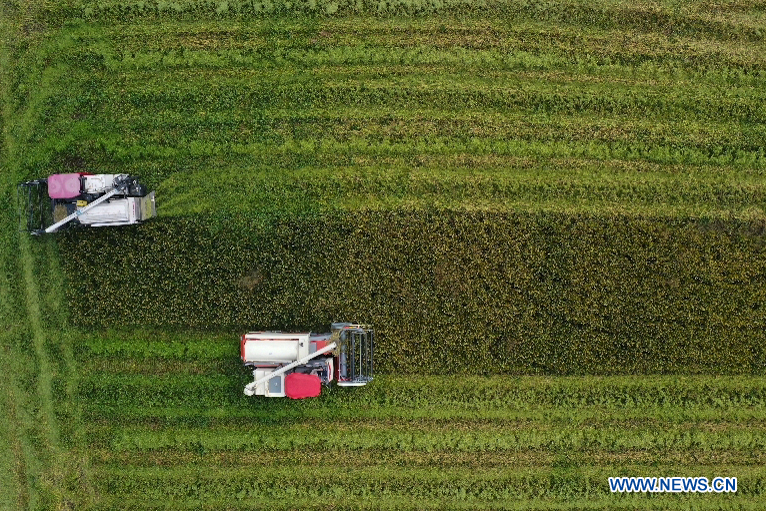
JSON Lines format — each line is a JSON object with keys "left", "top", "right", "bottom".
{"left": 0, "top": 149, "right": 37, "bottom": 509}
{"left": 0, "top": 345, "right": 32, "bottom": 510}
{"left": 16, "top": 234, "right": 97, "bottom": 507}
{"left": 43, "top": 239, "right": 97, "bottom": 504}
{"left": 19, "top": 234, "right": 61, "bottom": 454}
{"left": 4, "top": 1, "right": 91, "bottom": 508}
{"left": 16, "top": 234, "right": 70, "bottom": 508}
{"left": 0, "top": 222, "right": 40, "bottom": 509}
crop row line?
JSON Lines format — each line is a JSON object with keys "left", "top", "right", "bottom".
{"left": 95, "top": 115, "right": 766, "bottom": 156}
{"left": 78, "top": 374, "right": 766, "bottom": 406}
{"left": 89, "top": 463, "right": 766, "bottom": 501}
{"left": 96, "top": 81, "right": 765, "bottom": 124}
{"left": 94, "top": 137, "right": 766, "bottom": 171}
{"left": 89, "top": 446, "right": 766, "bottom": 470}
{"left": 93, "top": 47, "right": 766, "bottom": 86}
{"left": 56, "top": 1, "right": 766, "bottom": 45}
{"left": 80, "top": 403, "right": 766, "bottom": 427}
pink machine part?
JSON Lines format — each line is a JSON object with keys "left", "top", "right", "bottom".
{"left": 47, "top": 173, "right": 82, "bottom": 199}
{"left": 284, "top": 373, "right": 322, "bottom": 399}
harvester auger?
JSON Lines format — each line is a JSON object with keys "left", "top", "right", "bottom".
{"left": 18, "top": 173, "right": 156, "bottom": 235}
{"left": 241, "top": 323, "right": 374, "bottom": 399}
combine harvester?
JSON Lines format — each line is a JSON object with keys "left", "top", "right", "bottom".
{"left": 242, "top": 323, "right": 374, "bottom": 399}
{"left": 18, "top": 172, "right": 156, "bottom": 234}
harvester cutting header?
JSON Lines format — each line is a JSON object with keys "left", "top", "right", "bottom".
{"left": 241, "top": 323, "right": 374, "bottom": 399}
{"left": 18, "top": 173, "right": 156, "bottom": 234}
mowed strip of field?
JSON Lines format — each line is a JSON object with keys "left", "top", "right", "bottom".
{"left": 75, "top": 330, "right": 766, "bottom": 509}
{"left": 31, "top": 10, "right": 766, "bottom": 220}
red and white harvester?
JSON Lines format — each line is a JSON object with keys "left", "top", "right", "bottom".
{"left": 18, "top": 173, "right": 156, "bottom": 234}
{"left": 241, "top": 323, "right": 374, "bottom": 398}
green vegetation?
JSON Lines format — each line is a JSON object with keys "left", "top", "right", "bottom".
{"left": 14, "top": 5, "right": 766, "bottom": 220}
{"left": 61, "top": 213, "right": 766, "bottom": 374}
{"left": 73, "top": 332, "right": 766, "bottom": 509}
{"left": 2, "top": 0, "right": 766, "bottom": 508}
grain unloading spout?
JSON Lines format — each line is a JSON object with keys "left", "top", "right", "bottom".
{"left": 243, "top": 342, "right": 337, "bottom": 396}
{"left": 44, "top": 186, "right": 122, "bottom": 233}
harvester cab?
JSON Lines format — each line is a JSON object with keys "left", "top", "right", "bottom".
{"left": 18, "top": 173, "right": 156, "bottom": 235}
{"left": 241, "top": 323, "right": 374, "bottom": 399}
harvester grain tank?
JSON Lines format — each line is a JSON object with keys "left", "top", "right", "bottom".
{"left": 18, "top": 173, "right": 156, "bottom": 234}
{"left": 241, "top": 323, "right": 374, "bottom": 398}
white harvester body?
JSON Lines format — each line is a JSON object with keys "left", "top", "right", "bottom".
{"left": 242, "top": 332, "right": 312, "bottom": 364}
{"left": 241, "top": 323, "right": 373, "bottom": 399}
{"left": 77, "top": 192, "right": 156, "bottom": 227}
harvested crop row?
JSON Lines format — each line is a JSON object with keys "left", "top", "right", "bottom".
{"left": 75, "top": 371, "right": 766, "bottom": 507}
{"left": 96, "top": 139, "right": 766, "bottom": 185}
{"left": 93, "top": 76, "right": 765, "bottom": 124}
{"left": 99, "top": 105, "right": 766, "bottom": 148}
{"left": 86, "top": 495, "right": 766, "bottom": 511}
{"left": 75, "top": 16, "right": 766, "bottom": 78}
{"left": 81, "top": 402, "right": 766, "bottom": 426}
{"left": 88, "top": 464, "right": 765, "bottom": 504}
{"left": 32, "top": 16, "right": 766, "bottom": 178}
{"left": 151, "top": 164, "right": 766, "bottom": 220}
{"left": 74, "top": 330, "right": 235, "bottom": 361}
{"left": 53, "top": 0, "right": 766, "bottom": 45}
{"left": 91, "top": 447, "right": 766, "bottom": 470}
{"left": 106, "top": 423, "right": 766, "bottom": 453}
{"left": 38, "top": 152, "right": 766, "bottom": 221}
{"left": 78, "top": 374, "right": 766, "bottom": 409}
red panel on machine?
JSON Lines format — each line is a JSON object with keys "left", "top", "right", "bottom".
{"left": 284, "top": 373, "right": 321, "bottom": 399}
{"left": 48, "top": 173, "right": 82, "bottom": 199}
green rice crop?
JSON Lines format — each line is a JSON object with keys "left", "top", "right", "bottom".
{"left": 4, "top": 0, "right": 766, "bottom": 508}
